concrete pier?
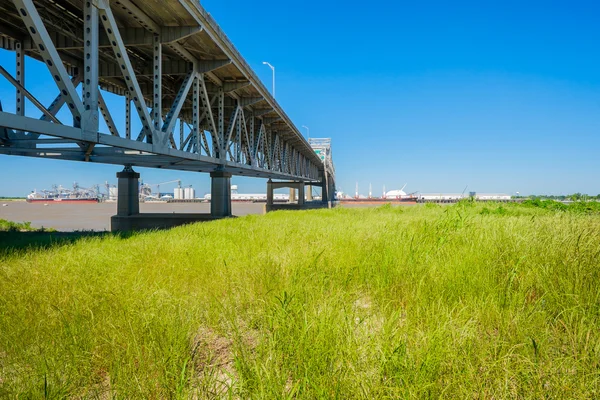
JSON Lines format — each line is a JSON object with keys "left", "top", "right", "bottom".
{"left": 111, "top": 166, "right": 229, "bottom": 231}
{"left": 265, "top": 179, "right": 326, "bottom": 212}
{"left": 116, "top": 166, "right": 139, "bottom": 216}
{"left": 210, "top": 170, "right": 232, "bottom": 217}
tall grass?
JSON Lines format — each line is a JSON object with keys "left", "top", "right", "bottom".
{"left": 1, "top": 203, "right": 600, "bottom": 398}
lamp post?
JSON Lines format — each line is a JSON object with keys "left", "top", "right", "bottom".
{"left": 262, "top": 61, "right": 275, "bottom": 98}
{"left": 302, "top": 125, "right": 310, "bottom": 140}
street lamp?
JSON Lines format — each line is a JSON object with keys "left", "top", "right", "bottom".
{"left": 302, "top": 125, "right": 310, "bottom": 140}
{"left": 262, "top": 61, "right": 275, "bottom": 98}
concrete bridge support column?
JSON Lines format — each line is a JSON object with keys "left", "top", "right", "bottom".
{"left": 210, "top": 170, "right": 232, "bottom": 217}
{"left": 321, "top": 180, "right": 329, "bottom": 205}
{"left": 297, "top": 184, "right": 305, "bottom": 206}
{"left": 265, "top": 180, "right": 327, "bottom": 212}
{"left": 306, "top": 185, "right": 313, "bottom": 201}
{"left": 266, "top": 179, "right": 274, "bottom": 207}
{"left": 116, "top": 166, "right": 140, "bottom": 216}
{"left": 288, "top": 187, "right": 296, "bottom": 203}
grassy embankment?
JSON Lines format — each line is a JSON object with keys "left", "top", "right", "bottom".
{"left": 1, "top": 201, "right": 600, "bottom": 398}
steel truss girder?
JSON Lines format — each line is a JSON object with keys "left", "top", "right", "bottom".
{"left": 162, "top": 70, "right": 195, "bottom": 142}
{"left": 97, "top": 0, "right": 156, "bottom": 144}
{"left": 98, "top": 91, "right": 119, "bottom": 136}
{"left": 0, "top": 112, "right": 320, "bottom": 180}
{"left": 0, "top": 0, "right": 324, "bottom": 182}
{"left": 0, "top": 65, "right": 60, "bottom": 124}
{"left": 19, "top": 26, "right": 203, "bottom": 50}
{"left": 13, "top": 0, "right": 85, "bottom": 126}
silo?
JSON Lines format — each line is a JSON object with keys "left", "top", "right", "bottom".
{"left": 174, "top": 188, "right": 183, "bottom": 200}
{"left": 184, "top": 187, "right": 195, "bottom": 200}
{"left": 109, "top": 187, "right": 118, "bottom": 201}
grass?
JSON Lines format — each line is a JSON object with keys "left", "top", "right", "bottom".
{"left": 1, "top": 202, "right": 600, "bottom": 398}
{"left": 0, "top": 219, "right": 39, "bottom": 232}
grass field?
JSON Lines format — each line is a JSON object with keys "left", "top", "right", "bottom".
{"left": 1, "top": 202, "right": 599, "bottom": 398}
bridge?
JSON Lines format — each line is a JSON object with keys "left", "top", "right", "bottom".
{"left": 0, "top": 0, "right": 336, "bottom": 229}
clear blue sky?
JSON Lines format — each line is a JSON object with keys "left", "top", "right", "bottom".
{"left": 1, "top": 0, "right": 599, "bottom": 196}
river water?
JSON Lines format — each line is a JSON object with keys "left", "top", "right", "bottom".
{"left": 0, "top": 201, "right": 266, "bottom": 231}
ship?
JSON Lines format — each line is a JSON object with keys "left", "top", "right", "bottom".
{"left": 27, "top": 183, "right": 100, "bottom": 204}
{"left": 339, "top": 184, "right": 419, "bottom": 204}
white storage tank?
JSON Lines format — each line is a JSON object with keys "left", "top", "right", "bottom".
{"left": 174, "top": 188, "right": 184, "bottom": 200}
{"left": 184, "top": 187, "right": 195, "bottom": 200}
{"left": 109, "top": 187, "right": 118, "bottom": 201}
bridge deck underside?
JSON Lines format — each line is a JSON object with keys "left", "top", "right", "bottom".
{"left": 0, "top": 0, "right": 325, "bottom": 182}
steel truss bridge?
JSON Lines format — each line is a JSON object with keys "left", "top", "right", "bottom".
{"left": 0, "top": 0, "right": 336, "bottom": 195}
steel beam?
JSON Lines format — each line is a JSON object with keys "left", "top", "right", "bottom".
{"left": 98, "top": 91, "right": 119, "bottom": 136}
{"left": 0, "top": 0, "right": 324, "bottom": 182}
{"left": 223, "top": 81, "right": 250, "bottom": 93}
{"left": 15, "top": 41, "right": 24, "bottom": 135}
{"left": 217, "top": 86, "right": 224, "bottom": 159}
{"left": 197, "top": 60, "right": 231, "bottom": 73}
{"left": 97, "top": 0, "right": 155, "bottom": 143}
{"left": 125, "top": 92, "right": 131, "bottom": 139}
{"left": 162, "top": 70, "right": 194, "bottom": 145}
{"left": 153, "top": 34, "right": 162, "bottom": 132}
{"left": 83, "top": 0, "right": 99, "bottom": 133}
{"left": 0, "top": 66, "right": 60, "bottom": 124}
{"left": 13, "top": 0, "right": 84, "bottom": 126}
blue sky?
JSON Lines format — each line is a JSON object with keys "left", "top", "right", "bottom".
{"left": 1, "top": 0, "right": 600, "bottom": 196}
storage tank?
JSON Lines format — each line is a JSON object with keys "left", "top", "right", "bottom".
{"left": 109, "top": 187, "right": 118, "bottom": 201}
{"left": 174, "top": 188, "right": 183, "bottom": 200}
{"left": 184, "top": 187, "right": 195, "bottom": 200}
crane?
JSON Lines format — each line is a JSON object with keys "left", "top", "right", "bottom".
{"left": 143, "top": 179, "right": 181, "bottom": 198}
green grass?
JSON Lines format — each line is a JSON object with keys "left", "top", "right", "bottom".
{"left": 1, "top": 203, "right": 600, "bottom": 398}
{"left": 0, "top": 219, "right": 38, "bottom": 232}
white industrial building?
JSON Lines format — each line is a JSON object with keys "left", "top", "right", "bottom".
{"left": 475, "top": 194, "right": 512, "bottom": 201}
{"left": 417, "top": 193, "right": 512, "bottom": 201}
{"left": 419, "top": 193, "right": 465, "bottom": 201}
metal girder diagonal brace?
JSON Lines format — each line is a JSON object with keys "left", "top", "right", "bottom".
{"left": 225, "top": 105, "right": 240, "bottom": 156}
{"left": 13, "top": 0, "right": 85, "bottom": 127}
{"left": 216, "top": 87, "right": 225, "bottom": 159}
{"left": 274, "top": 135, "right": 280, "bottom": 172}
{"left": 162, "top": 70, "right": 195, "bottom": 147}
{"left": 98, "top": 91, "right": 119, "bottom": 136}
{"left": 255, "top": 122, "right": 265, "bottom": 163}
{"left": 25, "top": 75, "right": 82, "bottom": 140}
{"left": 190, "top": 75, "right": 211, "bottom": 157}
{"left": 198, "top": 74, "right": 219, "bottom": 151}
{"left": 41, "top": 75, "right": 83, "bottom": 124}
{"left": 236, "top": 108, "right": 243, "bottom": 163}
{"left": 240, "top": 110, "right": 252, "bottom": 164}
{"left": 0, "top": 65, "right": 60, "bottom": 124}
{"left": 96, "top": 0, "right": 156, "bottom": 144}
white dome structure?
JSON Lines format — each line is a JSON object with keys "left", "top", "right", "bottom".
{"left": 385, "top": 184, "right": 408, "bottom": 198}
{"left": 385, "top": 189, "right": 407, "bottom": 198}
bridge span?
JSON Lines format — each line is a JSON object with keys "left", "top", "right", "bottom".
{"left": 0, "top": 0, "right": 336, "bottom": 229}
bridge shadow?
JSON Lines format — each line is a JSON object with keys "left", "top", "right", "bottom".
{"left": 0, "top": 230, "right": 135, "bottom": 257}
